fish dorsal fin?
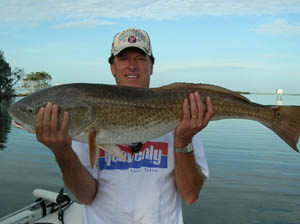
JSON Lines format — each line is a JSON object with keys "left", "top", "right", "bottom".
{"left": 196, "top": 83, "right": 251, "bottom": 103}
{"left": 159, "top": 83, "right": 187, "bottom": 90}
{"left": 159, "top": 82, "right": 250, "bottom": 103}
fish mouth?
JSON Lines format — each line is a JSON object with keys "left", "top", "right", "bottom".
{"left": 12, "top": 120, "right": 24, "bottom": 130}
{"left": 7, "top": 107, "right": 36, "bottom": 133}
{"left": 7, "top": 109, "right": 22, "bottom": 129}
{"left": 11, "top": 120, "right": 35, "bottom": 133}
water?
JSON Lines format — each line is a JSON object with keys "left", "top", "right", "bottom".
{"left": 1, "top": 95, "right": 300, "bottom": 224}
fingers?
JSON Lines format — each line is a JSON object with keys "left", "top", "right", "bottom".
{"left": 185, "top": 92, "right": 213, "bottom": 129}
{"left": 202, "top": 96, "right": 214, "bottom": 128}
{"left": 183, "top": 93, "right": 203, "bottom": 120}
{"left": 35, "top": 102, "right": 65, "bottom": 139}
{"left": 194, "top": 92, "right": 206, "bottom": 127}
{"left": 189, "top": 93, "right": 198, "bottom": 118}
{"left": 34, "top": 103, "right": 71, "bottom": 153}
{"left": 35, "top": 107, "right": 44, "bottom": 139}
{"left": 182, "top": 98, "right": 190, "bottom": 120}
{"left": 43, "top": 103, "right": 52, "bottom": 136}
{"left": 50, "top": 104, "right": 59, "bottom": 134}
{"left": 175, "top": 93, "right": 213, "bottom": 148}
{"left": 61, "top": 111, "right": 69, "bottom": 135}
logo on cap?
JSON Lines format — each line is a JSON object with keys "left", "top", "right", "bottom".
{"left": 128, "top": 36, "right": 137, "bottom": 43}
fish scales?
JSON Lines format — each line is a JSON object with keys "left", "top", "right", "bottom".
{"left": 7, "top": 82, "right": 300, "bottom": 159}
{"left": 78, "top": 85, "right": 182, "bottom": 144}
{"left": 74, "top": 83, "right": 298, "bottom": 148}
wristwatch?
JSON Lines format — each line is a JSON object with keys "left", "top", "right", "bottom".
{"left": 174, "top": 143, "right": 194, "bottom": 153}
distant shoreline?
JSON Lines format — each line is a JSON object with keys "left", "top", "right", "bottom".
{"left": 238, "top": 92, "right": 300, "bottom": 96}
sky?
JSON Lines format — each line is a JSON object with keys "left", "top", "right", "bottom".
{"left": 1, "top": 0, "right": 300, "bottom": 93}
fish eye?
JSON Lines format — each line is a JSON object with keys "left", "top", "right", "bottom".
{"left": 276, "top": 111, "right": 281, "bottom": 118}
{"left": 26, "top": 107, "right": 36, "bottom": 114}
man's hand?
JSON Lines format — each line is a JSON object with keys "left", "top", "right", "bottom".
{"left": 174, "top": 92, "right": 213, "bottom": 204}
{"left": 35, "top": 102, "right": 98, "bottom": 204}
{"left": 174, "top": 92, "right": 213, "bottom": 148}
{"left": 35, "top": 102, "right": 72, "bottom": 157}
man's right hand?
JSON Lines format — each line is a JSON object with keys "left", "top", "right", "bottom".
{"left": 35, "top": 102, "right": 72, "bottom": 158}
{"left": 35, "top": 102, "right": 97, "bottom": 205}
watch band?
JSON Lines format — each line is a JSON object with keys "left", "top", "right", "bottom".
{"left": 174, "top": 143, "right": 193, "bottom": 153}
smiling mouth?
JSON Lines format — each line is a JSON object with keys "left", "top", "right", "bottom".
{"left": 125, "top": 75, "right": 139, "bottom": 79}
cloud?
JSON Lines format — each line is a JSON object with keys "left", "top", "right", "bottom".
{"left": 52, "top": 18, "right": 116, "bottom": 29}
{"left": 253, "top": 18, "right": 300, "bottom": 35}
{"left": 1, "top": 0, "right": 300, "bottom": 27}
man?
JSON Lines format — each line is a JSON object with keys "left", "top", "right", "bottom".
{"left": 35, "top": 28, "right": 213, "bottom": 224}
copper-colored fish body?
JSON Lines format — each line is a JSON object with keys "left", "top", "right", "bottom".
{"left": 8, "top": 82, "right": 300, "bottom": 166}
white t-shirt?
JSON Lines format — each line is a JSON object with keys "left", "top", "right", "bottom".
{"left": 72, "top": 132, "right": 209, "bottom": 224}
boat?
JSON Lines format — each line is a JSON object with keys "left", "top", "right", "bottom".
{"left": 0, "top": 188, "right": 82, "bottom": 224}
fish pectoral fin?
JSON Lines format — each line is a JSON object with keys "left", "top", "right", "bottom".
{"left": 98, "top": 144, "right": 126, "bottom": 161}
{"left": 88, "top": 128, "right": 98, "bottom": 168}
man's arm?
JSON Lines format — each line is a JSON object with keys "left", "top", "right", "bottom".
{"left": 174, "top": 92, "right": 213, "bottom": 204}
{"left": 35, "top": 103, "right": 98, "bottom": 205}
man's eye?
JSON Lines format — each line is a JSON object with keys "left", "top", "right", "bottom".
{"left": 117, "top": 56, "right": 128, "bottom": 60}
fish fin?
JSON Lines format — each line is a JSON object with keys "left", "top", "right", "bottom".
{"left": 197, "top": 84, "right": 250, "bottom": 103}
{"left": 99, "top": 144, "right": 126, "bottom": 161}
{"left": 266, "top": 106, "right": 300, "bottom": 152}
{"left": 88, "top": 128, "right": 98, "bottom": 168}
{"left": 159, "top": 83, "right": 188, "bottom": 90}
{"left": 67, "top": 102, "right": 95, "bottom": 138}
{"left": 159, "top": 82, "right": 250, "bottom": 103}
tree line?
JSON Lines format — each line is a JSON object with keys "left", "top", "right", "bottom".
{"left": 0, "top": 51, "right": 22, "bottom": 101}
{"left": 22, "top": 71, "right": 52, "bottom": 94}
{"left": 0, "top": 50, "right": 52, "bottom": 101}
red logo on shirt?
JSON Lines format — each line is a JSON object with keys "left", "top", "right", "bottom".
{"left": 98, "top": 141, "right": 168, "bottom": 170}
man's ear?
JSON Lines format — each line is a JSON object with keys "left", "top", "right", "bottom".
{"left": 150, "top": 64, "right": 154, "bottom": 76}
{"left": 110, "top": 63, "right": 115, "bottom": 77}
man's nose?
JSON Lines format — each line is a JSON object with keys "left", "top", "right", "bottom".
{"left": 128, "top": 59, "right": 137, "bottom": 70}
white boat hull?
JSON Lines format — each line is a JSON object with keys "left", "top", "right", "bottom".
{"left": 0, "top": 189, "right": 82, "bottom": 224}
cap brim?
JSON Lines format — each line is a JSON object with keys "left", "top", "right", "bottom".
{"left": 112, "top": 45, "right": 151, "bottom": 56}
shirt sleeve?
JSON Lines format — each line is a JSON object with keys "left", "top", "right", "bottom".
{"left": 72, "top": 140, "right": 99, "bottom": 179}
{"left": 192, "top": 133, "right": 209, "bottom": 179}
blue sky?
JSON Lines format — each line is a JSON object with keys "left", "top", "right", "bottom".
{"left": 1, "top": 0, "right": 300, "bottom": 93}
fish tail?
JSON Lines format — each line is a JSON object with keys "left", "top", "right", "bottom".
{"left": 265, "top": 106, "right": 300, "bottom": 152}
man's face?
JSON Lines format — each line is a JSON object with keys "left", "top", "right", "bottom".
{"left": 110, "top": 48, "right": 153, "bottom": 88}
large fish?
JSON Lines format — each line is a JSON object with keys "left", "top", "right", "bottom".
{"left": 8, "top": 83, "right": 300, "bottom": 167}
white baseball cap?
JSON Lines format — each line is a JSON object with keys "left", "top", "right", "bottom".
{"left": 110, "top": 28, "right": 154, "bottom": 58}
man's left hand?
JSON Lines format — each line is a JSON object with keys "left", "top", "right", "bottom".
{"left": 174, "top": 92, "right": 214, "bottom": 148}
